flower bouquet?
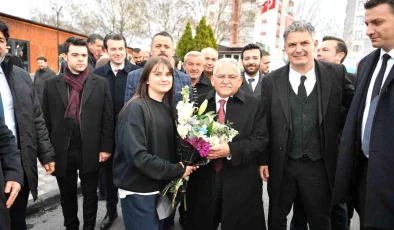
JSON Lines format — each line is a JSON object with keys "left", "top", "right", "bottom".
{"left": 157, "top": 86, "right": 238, "bottom": 220}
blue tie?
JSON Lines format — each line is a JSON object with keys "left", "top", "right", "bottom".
{"left": 362, "top": 54, "right": 391, "bottom": 157}
{"left": 0, "top": 92, "right": 4, "bottom": 124}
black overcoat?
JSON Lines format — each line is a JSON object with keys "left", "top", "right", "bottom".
{"left": 185, "top": 89, "right": 268, "bottom": 230}
{"left": 334, "top": 49, "right": 394, "bottom": 229}
{"left": 41, "top": 73, "right": 114, "bottom": 178}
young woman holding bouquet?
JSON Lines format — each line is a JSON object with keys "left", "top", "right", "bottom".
{"left": 113, "top": 57, "right": 197, "bottom": 230}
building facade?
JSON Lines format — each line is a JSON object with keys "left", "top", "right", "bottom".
{"left": 343, "top": 0, "right": 374, "bottom": 58}
{"left": 207, "top": 0, "right": 293, "bottom": 63}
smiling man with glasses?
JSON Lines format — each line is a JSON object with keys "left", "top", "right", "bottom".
{"left": 184, "top": 58, "right": 268, "bottom": 230}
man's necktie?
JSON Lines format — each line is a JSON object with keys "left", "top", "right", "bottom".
{"left": 0, "top": 93, "right": 4, "bottom": 124}
{"left": 214, "top": 99, "right": 226, "bottom": 172}
{"left": 248, "top": 78, "right": 255, "bottom": 92}
{"left": 362, "top": 53, "right": 391, "bottom": 157}
{"left": 298, "top": 75, "right": 307, "bottom": 100}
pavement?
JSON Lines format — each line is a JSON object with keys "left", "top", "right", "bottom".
{"left": 27, "top": 160, "right": 360, "bottom": 229}
{"left": 26, "top": 160, "right": 80, "bottom": 216}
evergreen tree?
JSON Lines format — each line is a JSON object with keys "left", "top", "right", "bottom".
{"left": 207, "top": 25, "right": 218, "bottom": 50}
{"left": 176, "top": 21, "right": 195, "bottom": 61}
{"left": 194, "top": 17, "right": 215, "bottom": 51}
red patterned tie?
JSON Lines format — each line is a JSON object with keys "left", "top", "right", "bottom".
{"left": 214, "top": 99, "right": 226, "bottom": 172}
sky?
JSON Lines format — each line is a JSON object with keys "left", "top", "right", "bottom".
{"left": 1, "top": 0, "right": 349, "bottom": 49}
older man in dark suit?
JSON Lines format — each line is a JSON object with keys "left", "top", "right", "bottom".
{"left": 0, "top": 117, "right": 23, "bottom": 230}
{"left": 259, "top": 20, "right": 354, "bottom": 230}
{"left": 42, "top": 37, "right": 113, "bottom": 230}
{"left": 240, "top": 43, "right": 264, "bottom": 98}
{"left": 334, "top": 1, "right": 394, "bottom": 229}
{"left": 185, "top": 58, "right": 268, "bottom": 230}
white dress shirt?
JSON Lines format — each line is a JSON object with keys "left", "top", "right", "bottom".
{"left": 361, "top": 49, "right": 394, "bottom": 144}
{"left": 244, "top": 73, "right": 259, "bottom": 91}
{"left": 289, "top": 66, "right": 316, "bottom": 96}
{"left": 215, "top": 93, "right": 229, "bottom": 113}
{"left": 0, "top": 66, "right": 17, "bottom": 140}
{"left": 110, "top": 62, "right": 124, "bottom": 76}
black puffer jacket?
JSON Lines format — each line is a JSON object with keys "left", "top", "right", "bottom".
{"left": 1, "top": 54, "right": 54, "bottom": 200}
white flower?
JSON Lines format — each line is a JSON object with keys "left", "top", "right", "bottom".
{"left": 177, "top": 102, "right": 195, "bottom": 125}
{"left": 209, "top": 136, "right": 221, "bottom": 147}
{"left": 177, "top": 125, "right": 189, "bottom": 139}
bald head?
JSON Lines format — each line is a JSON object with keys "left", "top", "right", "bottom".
{"left": 201, "top": 47, "right": 218, "bottom": 77}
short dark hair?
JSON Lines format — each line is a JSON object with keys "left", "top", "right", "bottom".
{"left": 37, "top": 56, "right": 47, "bottom": 62}
{"left": 87, "top": 34, "right": 103, "bottom": 44}
{"left": 61, "top": 37, "right": 76, "bottom": 53}
{"left": 103, "top": 33, "right": 126, "bottom": 50}
{"left": 322, "top": 36, "right": 348, "bottom": 63}
{"left": 261, "top": 50, "right": 270, "bottom": 57}
{"left": 365, "top": 0, "right": 394, "bottom": 13}
{"left": 0, "top": 19, "right": 10, "bottom": 41}
{"left": 133, "top": 48, "right": 142, "bottom": 53}
{"left": 241, "top": 43, "right": 262, "bottom": 59}
{"left": 152, "top": 31, "right": 173, "bottom": 43}
{"left": 63, "top": 37, "right": 87, "bottom": 54}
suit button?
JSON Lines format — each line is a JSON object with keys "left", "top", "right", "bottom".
{"left": 284, "top": 126, "right": 288, "bottom": 131}
{"left": 279, "top": 147, "right": 283, "bottom": 151}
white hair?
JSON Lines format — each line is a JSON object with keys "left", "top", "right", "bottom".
{"left": 201, "top": 47, "right": 218, "bottom": 58}
{"left": 184, "top": 51, "right": 204, "bottom": 62}
{"left": 213, "top": 58, "right": 241, "bottom": 76}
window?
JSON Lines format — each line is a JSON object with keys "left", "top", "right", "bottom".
{"left": 354, "top": 31, "right": 363, "bottom": 41}
{"left": 261, "top": 22, "right": 267, "bottom": 31}
{"left": 357, "top": 1, "right": 365, "bottom": 11}
{"left": 356, "top": 16, "right": 364, "bottom": 26}
{"left": 7, "top": 38, "right": 30, "bottom": 72}
{"left": 353, "top": 45, "right": 362, "bottom": 52}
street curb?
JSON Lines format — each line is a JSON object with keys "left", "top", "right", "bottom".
{"left": 26, "top": 182, "right": 81, "bottom": 217}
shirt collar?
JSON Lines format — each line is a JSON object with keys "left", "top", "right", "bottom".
{"left": 198, "top": 72, "right": 211, "bottom": 86}
{"left": 0, "top": 66, "right": 4, "bottom": 75}
{"left": 380, "top": 48, "right": 394, "bottom": 60}
{"left": 289, "top": 65, "right": 316, "bottom": 81}
{"left": 215, "top": 93, "right": 230, "bottom": 105}
{"left": 244, "top": 72, "right": 260, "bottom": 81}
{"left": 110, "top": 62, "right": 124, "bottom": 73}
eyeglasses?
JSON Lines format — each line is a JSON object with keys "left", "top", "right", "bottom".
{"left": 213, "top": 74, "right": 240, "bottom": 80}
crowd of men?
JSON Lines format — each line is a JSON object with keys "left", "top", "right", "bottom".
{"left": 0, "top": 0, "right": 393, "bottom": 229}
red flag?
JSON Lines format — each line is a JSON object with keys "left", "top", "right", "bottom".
{"left": 262, "top": 0, "right": 276, "bottom": 14}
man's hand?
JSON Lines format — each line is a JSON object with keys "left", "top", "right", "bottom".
{"left": 259, "top": 165, "right": 269, "bottom": 182}
{"left": 43, "top": 162, "right": 55, "bottom": 175}
{"left": 207, "top": 141, "right": 230, "bottom": 160}
{"left": 99, "top": 152, "right": 111, "bottom": 162}
{"left": 5, "top": 181, "right": 21, "bottom": 208}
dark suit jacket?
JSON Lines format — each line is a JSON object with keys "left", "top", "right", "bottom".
{"left": 347, "top": 72, "right": 356, "bottom": 85}
{"left": 41, "top": 73, "right": 114, "bottom": 178}
{"left": 0, "top": 118, "right": 23, "bottom": 230}
{"left": 194, "top": 72, "right": 213, "bottom": 95}
{"left": 93, "top": 60, "right": 140, "bottom": 121}
{"left": 261, "top": 60, "right": 354, "bottom": 205}
{"left": 34, "top": 67, "right": 57, "bottom": 103}
{"left": 334, "top": 49, "right": 394, "bottom": 229}
{"left": 240, "top": 71, "right": 263, "bottom": 98}
{"left": 185, "top": 90, "right": 268, "bottom": 230}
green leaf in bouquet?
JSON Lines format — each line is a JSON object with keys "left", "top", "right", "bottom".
{"left": 197, "top": 99, "right": 208, "bottom": 115}
{"left": 160, "top": 180, "right": 176, "bottom": 197}
{"left": 207, "top": 121, "right": 214, "bottom": 134}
